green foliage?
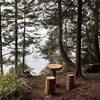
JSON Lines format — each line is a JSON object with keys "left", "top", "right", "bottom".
{"left": 0, "top": 67, "right": 27, "bottom": 99}
{"left": 17, "top": 63, "right": 28, "bottom": 75}
{"left": 5, "top": 63, "right": 28, "bottom": 77}
{"left": 6, "top": 67, "right": 15, "bottom": 77}
{"left": 40, "top": 31, "right": 64, "bottom": 64}
{"left": 0, "top": 74, "right": 27, "bottom": 100}
{"left": 7, "top": 63, "right": 30, "bottom": 77}
{"left": 27, "top": 77, "right": 41, "bottom": 88}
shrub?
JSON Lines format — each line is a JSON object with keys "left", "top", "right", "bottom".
{"left": 6, "top": 67, "right": 15, "bottom": 77}
{"left": 6, "top": 63, "right": 31, "bottom": 77}
{"left": 0, "top": 74, "right": 27, "bottom": 100}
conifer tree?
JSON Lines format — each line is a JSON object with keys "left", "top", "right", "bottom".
{"left": 0, "top": 1, "right": 3, "bottom": 75}
{"left": 15, "top": 0, "right": 18, "bottom": 74}
{"left": 22, "top": 0, "right": 26, "bottom": 71}
{"left": 57, "top": 0, "right": 74, "bottom": 67}
{"left": 93, "top": 0, "right": 100, "bottom": 63}
{"left": 19, "top": 0, "right": 39, "bottom": 72}
{"left": 75, "top": 0, "right": 82, "bottom": 77}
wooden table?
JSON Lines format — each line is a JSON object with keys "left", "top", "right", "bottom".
{"left": 47, "top": 64, "right": 62, "bottom": 88}
{"left": 47, "top": 64, "right": 62, "bottom": 77}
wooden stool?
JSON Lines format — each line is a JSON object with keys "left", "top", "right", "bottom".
{"left": 66, "top": 74, "right": 74, "bottom": 91}
{"left": 45, "top": 76, "right": 56, "bottom": 95}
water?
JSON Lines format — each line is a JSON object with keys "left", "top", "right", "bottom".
{"left": 26, "top": 53, "right": 49, "bottom": 75}
{"left": 3, "top": 53, "right": 48, "bottom": 75}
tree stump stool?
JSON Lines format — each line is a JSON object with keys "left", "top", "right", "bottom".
{"left": 45, "top": 76, "right": 56, "bottom": 95}
{"left": 66, "top": 74, "right": 74, "bottom": 91}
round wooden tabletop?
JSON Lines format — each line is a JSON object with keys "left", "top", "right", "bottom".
{"left": 47, "top": 64, "right": 62, "bottom": 70}
{"left": 46, "top": 76, "right": 55, "bottom": 80}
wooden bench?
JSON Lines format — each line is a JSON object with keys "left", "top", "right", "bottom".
{"left": 83, "top": 63, "right": 100, "bottom": 73}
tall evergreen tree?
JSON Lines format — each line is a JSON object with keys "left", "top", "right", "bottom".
{"left": 38, "top": 0, "right": 75, "bottom": 68}
{"left": 75, "top": 0, "right": 82, "bottom": 77}
{"left": 22, "top": 0, "right": 26, "bottom": 71}
{"left": 0, "top": 1, "right": 3, "bottom": 75}
{"left": 93, "top": 0, "right": 100, "bottom": 63}
{"left": 19, "top": 0, "right": 39, "bottom": 71}
{"left": 15, "top": 0, "right": 18, "bottom": 74}
{"left": 57, "top": 0, "right": 74, "bottom": 67}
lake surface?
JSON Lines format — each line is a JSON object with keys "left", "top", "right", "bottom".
{"left": 3, "top": 53, "right": 49, "bottom": 75}
{"left": 26, "top": 53, "right": 49, "bottom": 75}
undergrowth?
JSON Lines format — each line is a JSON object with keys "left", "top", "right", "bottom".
{"left": 0, "top": 68, "right": 27, "bottom": 100}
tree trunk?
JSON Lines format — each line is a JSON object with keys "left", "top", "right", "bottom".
{"left": 86, "top": 24, "right": 91, "bottom": 64}
{"left": 0, "top": 5, "right": 3, "bottom": 75}
{"left": 15, "top": 0, "right": 18, "bottom": 74}
{"left": 93, "top": 0, "right": 100, "bottom": 63}
{"left": 22, "top": 0, "right": 26, "bottom": 73}
{"left": 75, "top": 0, "right": 82, "bottom": 78}
{"left": 57, "top": 0, "right": 74, "bottom": 67}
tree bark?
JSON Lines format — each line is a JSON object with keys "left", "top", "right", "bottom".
{"left": 15, "top": 0, "right": 18, "bottom": 74}
{"left": 86, "top": 24, "right": 91, "bottom": 64}
{"left": 57, "top": 0, "right": 74, "bottom": 67}
{"left": 22, "top": 0, "right": 26, "bottom": 73}
{"left": 75, "top": 0, "right": 82, "bottom": 77}
{"left": 93, "top": 0, "right": 100, "bottom": 63}
{"left": 0, "top": 5, "right": 3, "bottom": 75}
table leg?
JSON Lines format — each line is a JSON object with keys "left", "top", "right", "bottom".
{"left": 52, "top": 70, "right": 56, "bottom": 87}
{"left": 52, "top": 70, "right": 56, "bottom": 77}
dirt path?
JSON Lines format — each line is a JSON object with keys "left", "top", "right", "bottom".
{"left": 22, "top": 73, "right": 100, "bottom": 100}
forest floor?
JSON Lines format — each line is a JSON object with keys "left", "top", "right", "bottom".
{"left": 21, "top": 73, "right": 100, "bottom": 100}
